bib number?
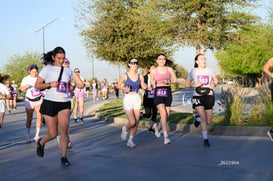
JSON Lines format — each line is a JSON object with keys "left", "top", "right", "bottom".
{"left": 156, "top": 88, "right": 168, "bottom": 97}
{"left": 31, "top": 89, "right": 41, "bottom": 97}
{"left": 56, "top": 82, "right": 68, "bottom": 93}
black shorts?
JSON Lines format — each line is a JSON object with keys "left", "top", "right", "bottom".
{"left": 192, "top": 95, "right": 215, "bottom": 110}
{"left": 153, "top": 86, "right": 172, "bottom": 107}
{"left": 40, "top": 100, "right": 71, "bottom": 117}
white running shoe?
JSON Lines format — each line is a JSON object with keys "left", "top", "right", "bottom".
{"left": 34, "top": 136, "right": 40, "bottom": 143}
{"left": 121, "top": 126, "right": 128, "bottom": 141}
{"left": 267, "top": 130, "right": 273, "bottom": 142}
{"left": 153, "top": 123, "right": 161, "bottom": 138}
{"left": 164, "top": 137, "right": 171, "bottom": 144}
{"left": 127, "top": 139, "right": 136, "bottom": 148}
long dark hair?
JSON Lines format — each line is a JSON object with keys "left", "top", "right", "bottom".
{"left": 42, "top": 46, "right": 65, "bottom": 65}
{"left": 194, "top": 54, "right": 203, "bottom": 68}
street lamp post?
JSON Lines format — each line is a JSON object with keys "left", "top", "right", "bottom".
{"left": 29, "top": 18, "right": 64, "bottom": 54}
{"left": 92, "top": 55, "right": 95, "bottom": 79}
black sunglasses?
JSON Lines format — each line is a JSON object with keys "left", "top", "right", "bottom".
{"left": 130, "top": 62, "right": 138, "bottom": 65}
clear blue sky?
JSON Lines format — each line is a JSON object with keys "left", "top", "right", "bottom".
{"left": 0, "top": 0, "right": 271, "bottom": 83}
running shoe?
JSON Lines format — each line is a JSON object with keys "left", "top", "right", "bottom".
{"left": 267, "top": 130, "right": 273, "bottom": 142}
{"left": 121, "top": 126, "right": 128, "bottom": 141}
{"left": 153, "top": 123, "right": 161, "bottom": 138}
{"left": 204, "top": 139, "right": 210, "bottom": 147}
{"left": 57, "top": 136, "right": 73, "bottom": 149}
{"left": 80, "top": 118, "right": 84, "bottom": 124}
{"left": 164, "top": 137, "right": 171, "bottom": 144}
{"left": 36, "top": 138, "right": 44, "bottom": 157}
{"left": 34, "top": 136, "right": 40, "bottom": 143}
{"left": 147, "top": 127, "right": 155, "bottom": 134}
{"left": 61, "top": 157, "right": 71, "bottom": 166}
{"left": 194, "top": 115, "right": 201, "bottom": 128}
{"left": 127, "top": 139, "right": 136, "bottom": 148}
{"left": 68, "top": 141, "right": 73, "bottom": 149}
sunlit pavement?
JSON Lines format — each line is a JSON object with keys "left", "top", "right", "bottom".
{"left": 1, "top": 93, "right": 273, "bottom": 181}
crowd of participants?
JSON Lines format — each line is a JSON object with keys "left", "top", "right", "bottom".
{"left": 6, "top": 47, "right": 273, "bottom": 167}
{"left": 0, "top": 49, "right": 220, "bottom": 166}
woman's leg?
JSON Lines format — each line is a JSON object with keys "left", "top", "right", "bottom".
{"left": 195, "top": 106, "right": 211, "bottom": 146}
{"left": 0, "top": 112, "right": 4, "bottom": 128}
{"left": 78, "top": 98, "right": 84, "bottom": 123}
{"left": 34, "top": 104, "right": 42, "bottom": 141}
{"left": 39, "top": 115, "right": 58, "bottom": 145}
{"left": 157, "top": 104, "right": 167, "bottom": 135}
{"left": 26, "top": 108, "right": 34, "bottom": 141}
{"left": 57, "top": 109, "right": 70, "bottom": 158}
{"left": 73, "top": 99, "right": 78, "bottom": 122}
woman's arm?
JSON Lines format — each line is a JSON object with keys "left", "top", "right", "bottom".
{"left": 35, "top": 76, "right": 54, "bottom": 90}
{"left": 169, "top": 67, "right": 178, "bottom": 84}
{"left": 263, "top": 57, "right": 273, "bottom": 77}
{"left": 140, "top": 74, "right": 147, "bottom": 90}
{"left": 72, "top": 72, "right": 84, "bottom": 89}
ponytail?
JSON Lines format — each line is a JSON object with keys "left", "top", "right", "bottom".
{"left": 194, "top": 54, "right": 203, "bottom": 68}
{"left": 41, "top": 46, "right": 65, "bottom": 65}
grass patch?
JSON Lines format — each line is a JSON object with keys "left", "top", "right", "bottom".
{"left": 100, "top": 98, "right": 197, "bottom": 125}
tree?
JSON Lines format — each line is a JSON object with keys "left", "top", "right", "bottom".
{"left": 163, "top": 0, "right": 260, "bottom": 55}
{"left": 173, "top": 64, "right": 188, "bottom": 79}
{"left": 215, "top": 24, "right": 273, "bottom": 79}
{"left": 3, "top": 52, "right": 42, "bottom": 84}
{"left": 76, "top": 0, "right": 174, "bottom": 67}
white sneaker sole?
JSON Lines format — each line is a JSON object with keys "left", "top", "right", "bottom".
{"left": 267, "top": 131, "right": 273, "bottom": 142}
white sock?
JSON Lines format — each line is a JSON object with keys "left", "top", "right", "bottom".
{"left": 163, "top": 131, "right": 168, "bottom": 138}
{"left": 80, "top": 114, "right": 83, "bottom": 119}
{"left": 129, "top": 136, "right": 134, "bottom": 141}
{"left": 35, "top": 128, "right": 40, "bottom": 137}
{"left": 202, "top": 131, "right": 208, "bottom": 139}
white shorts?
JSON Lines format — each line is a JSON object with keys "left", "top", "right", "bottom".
{"left": 0, "top": 100, "right": 6, "bottom": 112}
{"left": 24, "top": 97, "right": 43, "bottom": 109}
{"left": 123, "top": 94, "right": 141, "bottom": 110}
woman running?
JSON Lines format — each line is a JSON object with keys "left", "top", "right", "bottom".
{"left": 0, "top": 76, "right": 11, "bottom": 128}
{"left": 118, "top": 58, "right": 147, "bottom": 148}
{"left": 84, "top": 80, "right": 91, "bottom": 98}
{"left": 91, "top": 80, "right": 98, "bottom": 102}
{"left": 73, "top": 68, "right": 85, "bottom": 124}
{"left": 5, "top": 81, "right": 12, "bottom": 113}
{"left": 186, "top": 54, "right": 218, "bottom": 147}
{"left": 11, "top": 80, "right": 18, "bottom": 110}
{"left": 101, "top": 78, "right": 109, "bottom": 100}
{"left": 19, "top": 64, "right": 43, "bottom": 143}
{"left": 150, "top": 54, "right": 177, "bottom": 144}
{"left": 35, "top": 46, "right": 84, "bottom": 166}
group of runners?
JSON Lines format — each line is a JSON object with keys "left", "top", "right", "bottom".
{"left": 8, "top": 47, "right": 273, "bottom": 167}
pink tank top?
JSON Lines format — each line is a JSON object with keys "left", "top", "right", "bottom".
{"left": 155, "top": 67, "right": 171, "bottom": 84}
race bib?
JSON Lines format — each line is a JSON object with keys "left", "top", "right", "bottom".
{"left": 156, "top": 88, "right": 168, "bottom": 97}
{"left": 197, "top": 75, "right": 209, "bottom": 85}
{"left": 31, "top": 89, "right": 41, "bottom": 97}
{"left": 56, "top": 82, "right": 68, "bottom": 93}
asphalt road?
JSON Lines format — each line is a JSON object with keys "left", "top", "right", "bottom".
{"left": 1, "top": 93, "right": 273, "bottom": 181}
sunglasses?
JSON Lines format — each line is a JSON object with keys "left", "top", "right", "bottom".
{"left": 75, "top": 71, "right": 80, "bottom": 73}
{"left": 130, "top": 62, "right": 138, "bottom": 65}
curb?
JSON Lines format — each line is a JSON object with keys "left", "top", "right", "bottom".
{"left": 112, "top": 117, "right": 270, "bottom": 137}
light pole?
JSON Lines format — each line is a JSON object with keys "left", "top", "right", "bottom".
{"left": 92, "top": 55, "right": 95, "bottom": 79}
{"left": 29, "top": 18, "right": 64, "bottom": 54}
